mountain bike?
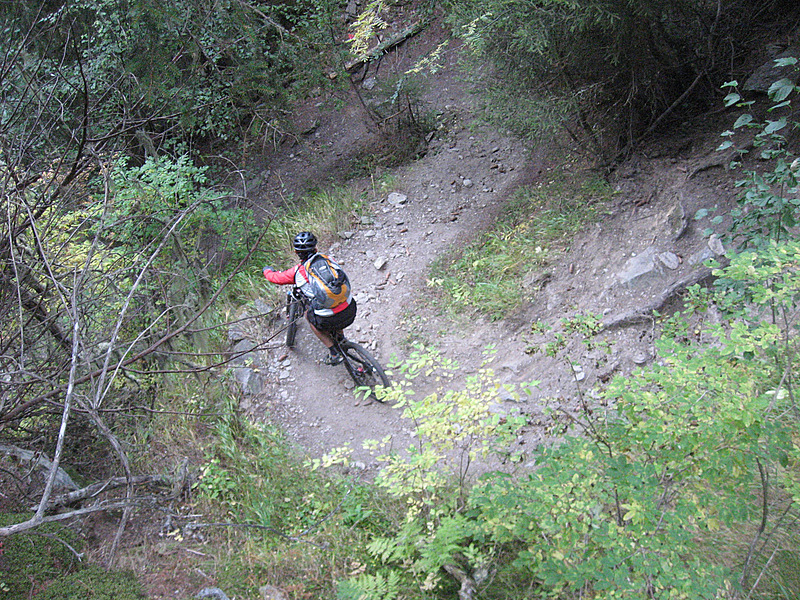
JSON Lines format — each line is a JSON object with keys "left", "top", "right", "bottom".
{"left": 285, "top": 287, "right": 390, "bottom": 400}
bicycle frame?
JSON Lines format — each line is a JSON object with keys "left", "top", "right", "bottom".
{"left": 284, "top": 286, "right": 389, "bottom": 400}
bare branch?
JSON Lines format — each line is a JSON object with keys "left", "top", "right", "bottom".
{"left": 36, "top": 474, "right": 176, "bottom": 511}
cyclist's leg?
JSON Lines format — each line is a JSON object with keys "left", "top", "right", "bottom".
{"left": 306, "top": 310, "right": 344, "bottom": 364}
{"left": 307, "top": 318, "right": 336, "bottom": 348}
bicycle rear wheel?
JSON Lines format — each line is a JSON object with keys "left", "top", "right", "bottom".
{"left": 286, "top": 296, "right": 302, "bottom": 348}
{"left": 339, "top": 340, "right": 390, "bottom": 401}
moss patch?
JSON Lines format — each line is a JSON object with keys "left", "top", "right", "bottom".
{"left": 36, "top": 565, "right": 147, "bottom": 600}
{"left": 0, "top": 513, "right": 81, "bottom": 598}
{"left": 0, "top": 513, "right": 147, "bottom": 599}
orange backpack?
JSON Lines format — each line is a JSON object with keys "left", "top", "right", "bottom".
{"left": 302, "top": 254, "right": 351, "bottom": 311}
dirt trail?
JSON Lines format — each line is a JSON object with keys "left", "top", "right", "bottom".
{"left": 241, "top": 23, "right": 738, "bottom": 475}
{"left": 249, "top": 113, "right": 535, "bottom": 470}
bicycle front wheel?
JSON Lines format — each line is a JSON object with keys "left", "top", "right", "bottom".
{"left": 286, "top": 296, "right": 302, "bottom": 348}
{"left": 340, "top": 340, "right": 390, "bottom": 401}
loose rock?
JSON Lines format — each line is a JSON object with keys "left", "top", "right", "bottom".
{"left": 657, "top": 251, "right": 680, "bottom": 270}
{"left": 387, "top": 192, "right": 408, "bottom": 207}
{"left": 708, "top": 234, "right": 725, "bottom": 256}
{"left": 374, "top": 257, "right": 388, "bottom": 270}
{"left": 260, "top": 585, "right": 289, "bottom": 600}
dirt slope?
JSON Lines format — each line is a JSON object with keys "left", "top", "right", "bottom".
{"left": 240, "top": 21, "right": 739, "bottom": 475}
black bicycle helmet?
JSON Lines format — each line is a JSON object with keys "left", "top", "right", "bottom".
{"left": 292, "top": 231, "right": 318, "bottom": 254}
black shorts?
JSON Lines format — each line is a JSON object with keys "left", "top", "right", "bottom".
{"left": 306, "top": 299, "right": 357, "bottom": 333}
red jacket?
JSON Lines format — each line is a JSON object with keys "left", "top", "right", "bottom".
{"left": 263, "top": 264, "right": 299, "bottom": 286}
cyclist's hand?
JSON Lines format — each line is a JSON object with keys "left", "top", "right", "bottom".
{"left": 263, "top": 265, "right": 276, "bottom": 274}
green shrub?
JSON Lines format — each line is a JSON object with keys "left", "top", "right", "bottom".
{"left": 106, "top": 154, "right": 258, "bottom": 271}
{"left": 445, "top": 0, "right": 799, "bottom": 156}
{"left": 336, "top": 244, "right": 800, "bottom": 599}
{"left": 2, "top": 0, "right": 344, "bottom": 154}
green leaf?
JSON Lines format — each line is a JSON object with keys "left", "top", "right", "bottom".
{"left": 694, "top": 208, "right": 709, "bottom": 220}
{"left": 774, "top": 57, "right": 798, "bottom": 67}
{"left": 767, "top": 78, "right": 795, "bottom": 102}
{"left": 764, "top": 117, "right": 787, "bottom": 134}
{"left": 769, "top": 100, "right": 792, "bottom": 111}
{"left": 723, "top": 92, "right": 741, "bottom": 107}
{"left": 717, "top": 141, "right": 733, "bottom": 151}
{"left": 733, "top": 114, "right": 753, "bottom": 129}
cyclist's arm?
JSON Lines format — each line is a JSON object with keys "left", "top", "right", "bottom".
{"left": 264, "top": 265, "right": 299, "bottom": 285}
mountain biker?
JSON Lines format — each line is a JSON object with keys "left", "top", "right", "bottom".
{"left": 263, "top": 231, "right": 356, "bottom": 365}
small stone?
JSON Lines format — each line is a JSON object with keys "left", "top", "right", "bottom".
{"left": 708, "top": 234, "right": 725, "bottom": 255}
{"left": 338, "top": 231, "right": 354, "bottom": 240}
{"left": 197, "top": 587, "right": 231, "bottom": 600}
{"left": 632, "top": 352, "right": 649, "bottom": 365}
{"left": 259, "top": 585, "right": 289, "bottom": 600}
{"left": 667, "top": 201, "right": 688, "bottom": 240}
{"left": 374, "top": 257, "right": 388, "bottom": 270}
{"left": 617, "top": 246, "right": 659, "bottom": 287}
{"left": 657, "top": 251, "right": 680, "bottom": 270}
{"left": 689, "top": 247, "right": 715, "bottom": 266}
{"left": 462, "top": 178, "right": 473, "bottom": 188}
{"left": 387, "top": 192, "right": 408, "bottom": 206}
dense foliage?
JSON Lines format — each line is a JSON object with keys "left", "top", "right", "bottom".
{"left": 443, "top": 0, "right": 800, "bottom": 158}
{"left": 335, "top": 248, "right": 800, "bottom": 597}
{"left": 2, "top": 0, "right": 344, "bottom": 157}
{"left": 1, "top": 1, "right": 799, "bottom": 598}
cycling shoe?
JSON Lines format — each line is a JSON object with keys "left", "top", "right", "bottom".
{"left": 323, "top": 351, "right": 343, "bottom": 366}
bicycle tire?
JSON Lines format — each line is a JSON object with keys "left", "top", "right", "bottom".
{"left": 286, "top": 296, "right": 301, "bottom": 348}
{"left": 339, "top": 339, "right": 390, "bottom": 401}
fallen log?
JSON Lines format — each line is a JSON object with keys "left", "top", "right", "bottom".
{"left": 35, "top": 474, "right": 175, "bottom": 510}
{"left": 345, "top": 20, "right": 427, "bottom": 73}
